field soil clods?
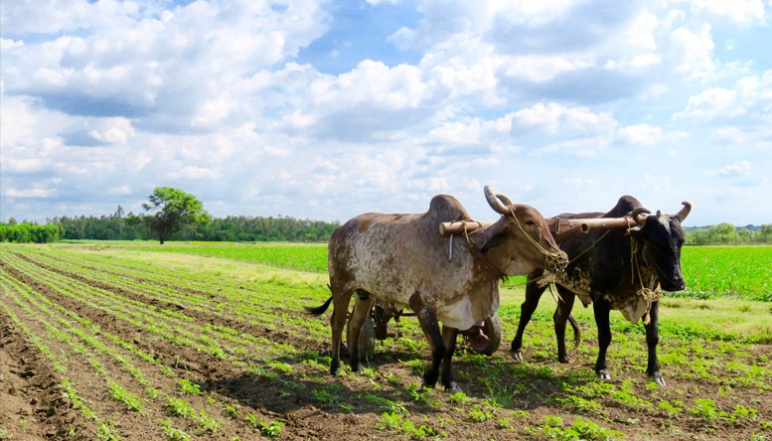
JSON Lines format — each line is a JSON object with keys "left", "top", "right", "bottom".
{"left": 1, "top": 243, "right": 770, "bottom": 440}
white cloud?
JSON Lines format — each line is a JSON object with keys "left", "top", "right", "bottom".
{"left": 88, "top": 118, "right": 136, "bottom": 144}
{"left": 625, "top": 10, "right": 661, "bottom": 50}
{"left": 167, "top": 166, "right": 220, "bottom": 180}
{"left": 708, "top": 161, "right": 752, "bottom": 176}
{"left": 682, "top": 0, "right": 767, "bottom": 26}
{"left": 4, "top": 186, "right": 56, "bottom": 198}
{"left": 674, "top": 87, "right": 738, "bottom": 119}
{"left": 669, "top": 24, "right": 717, "bottom": 79}
{"left": 0, "top": 38, "right": 24, "bottom": 50}
{"left": 501, "top": 55, "right": 594, "bottom": 83}
{"left": 312, "top": 60, "right": 431, "bottom": 110}
{"left": 537, "top": 135, "right": 615, "bottom": 157}
{"left": 511, "top": 103, "right": 617, "bottom": 135}
{"left": 674, "top": 70, "right": 772, "bottom": 122}
{"left": 1, "top": 158, "right": 47, "bottom": 173}
{"left": 107, "top": 185, "right": 132, "bottom": 195}
{"left": 617, "top": 124, "right": 664, "bottom": 145}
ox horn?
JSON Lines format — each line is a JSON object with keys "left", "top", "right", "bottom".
{"left": 496, "top": 193, "right": 513, "bottom": 206}
{"left": 675, "top": 201, "right": 692, "bottom": 222}
{"left": 631, "top": 207, "right": 650, "bottom": 225}
{"left": 484, "top": 185, "right": 509, "bottom": 215}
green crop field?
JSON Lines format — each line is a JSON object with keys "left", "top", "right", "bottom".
{"left": 136, "top": 242, "right": 772, "bottom": 302}
{"left": 134, "top": 242, "right": 330, "bottom": 274}
{"left": 1, "top": 242, "right": 770, "bottom": 440}
{"left": 680, "top": 246, "right": 772, "bottom": 302}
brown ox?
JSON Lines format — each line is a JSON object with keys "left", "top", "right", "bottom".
{"left": 307, "top": 186, "right": 567, "bottom": 392}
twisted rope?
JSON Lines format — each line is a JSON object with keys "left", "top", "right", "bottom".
{"left": 629, "top": 230, "right": 662, "bottom": 325}
{"left": 462, "top": 221, "right": 508, "bottom": 281}
{"left": 506, "top": 207, "right": 567, "bottom": 273}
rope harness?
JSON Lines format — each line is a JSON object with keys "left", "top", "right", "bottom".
{"left": 511, "top": 225, "right": 613, "bottom": 290}
{"left": 630, "top": 235, "right": 662, "bottom": 325}
{"left": 452, "top": 207, "right": 569, "bottom": 281}
{"left": 506, "top": 215, "right": 662, "bottom": 327}
{"left": 505, "top": 207, "right": 568, "bottom": 274}
{"left": 451, "top": 210, "right": 660, "bottom": 327}
{"left": 461, "top": 221, "right": 508, "bottom": 281}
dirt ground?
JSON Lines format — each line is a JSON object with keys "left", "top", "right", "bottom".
{"left": 1, "top": 249, "right": 771, "bottom": 440}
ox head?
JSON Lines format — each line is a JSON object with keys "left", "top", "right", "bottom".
{"left": 475, "top": 186, "right": 568, "bottom": 276}
{"left": 630, "top": 201, "right": 692, "bottom": 291}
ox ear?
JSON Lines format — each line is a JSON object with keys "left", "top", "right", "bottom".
{"left": 629, "top": 215, "right": 653, "bottom": 238}
{"left": 480, "top": 231, "right": 507, "bottom": 253}
{"left": 476, "top": 221, "right": 508, "bottom": 253}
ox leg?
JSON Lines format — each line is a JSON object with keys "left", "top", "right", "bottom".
{"left": 329, "top": 288, "right": 353, "bottom": 376}
{"left": 592, "top": 298, "right": 613, "bottom": 381}
{"left": 510, "top": 274, "right": 547, "bottom": 362}
{"left": 440, "top": 325, "right": 461, "bottom": 393}
{"left": 644, "top": 301, "right": 666, "bottom": 386}
{"left": 348, "top": 290, "right": 374, "bottom": 373}
{"left": 410, "top": 294, "right": 445, "bottom": 389}
{"left": 554, "top": 286, "right": 576, "bottom": 363}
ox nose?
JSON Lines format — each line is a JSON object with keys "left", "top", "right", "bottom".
{"left": 546, "top": 250, "right": 569, "bottom": 273}
{"left": 662, "top": 276, "right": 685, "bottom": 292}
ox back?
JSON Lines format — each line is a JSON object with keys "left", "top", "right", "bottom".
{"left": 510, "top": 195, "right": 688, "bottom": 386}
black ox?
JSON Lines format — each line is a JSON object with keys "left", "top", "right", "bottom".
{"left": 510, "top": 195, "right": 691, "bottom": 386}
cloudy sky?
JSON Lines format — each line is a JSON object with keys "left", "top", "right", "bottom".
{"left": 2, "top": 0, "right": 770, "bottom": 227}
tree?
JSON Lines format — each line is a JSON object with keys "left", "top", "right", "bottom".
{"left": 142, "top": 187, "right": 210, "bottom": 244}
{"left": 761, "top": 224, "right": 772, "bottom": 244}
{"left": 710, "top": 222, "right": 735, "bottom": 244}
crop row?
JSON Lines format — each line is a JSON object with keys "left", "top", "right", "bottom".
{"left": 0, "top": 249, "right": 311, "bottom": 439}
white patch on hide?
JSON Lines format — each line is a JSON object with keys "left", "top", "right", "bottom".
{"left": 437, "top": 292, "right": 499, "bottom": 331}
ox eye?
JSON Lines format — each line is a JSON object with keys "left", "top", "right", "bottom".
{"left": 525, "top": 220, "right": 535, "bottom": 226}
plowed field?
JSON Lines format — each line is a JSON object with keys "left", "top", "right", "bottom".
{"left": 1, "top": 243, "right": 770, "bottom": 440}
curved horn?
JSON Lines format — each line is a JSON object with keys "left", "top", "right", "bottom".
{"left": 496, "top": 193, "right": 513, "bottom": 206}
{"left": 675, "top": 201, "right": 691, "bottom": 222}
{"left": 631, "top": 207, "right": 650, "bottom": 225}
{"left": 484, "top": 185, "right": 509, "bottom": 215}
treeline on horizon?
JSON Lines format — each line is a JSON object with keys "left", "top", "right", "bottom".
{"left": 0, "top": 212, "right": 340, "bottom": 244}
{"left": 1, "top": 212, "right": 770, "bottom": 246}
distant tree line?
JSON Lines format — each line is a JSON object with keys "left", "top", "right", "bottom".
{"left": 0, "top": 221, "right": 62, "bottom": 243}
{"left": 1, "top": 207, "right": 340, "bottom": 244}
{"left": 686, "top": 223, "right": 772, "bottom": 245}
{"left": 2, "top": 201, "right": 769, "bottom": 246}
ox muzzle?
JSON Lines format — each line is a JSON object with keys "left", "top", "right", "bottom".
{"left": 545, "top": 250, "right": 569, "bottom": 274}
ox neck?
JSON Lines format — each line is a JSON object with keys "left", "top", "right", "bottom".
{"left": 463, "top": 231, "right": 508, "bottom": 281}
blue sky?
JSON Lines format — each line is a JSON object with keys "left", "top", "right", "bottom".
{"left": 1, "top": 0, "right": 770, "bottom": 227}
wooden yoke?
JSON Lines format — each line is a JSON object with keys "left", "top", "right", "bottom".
{"left": 438, "top": 220, "right": 492, "bottom": 236}
{"left": 439, "top": 215, "right": 644, "bottom": 239}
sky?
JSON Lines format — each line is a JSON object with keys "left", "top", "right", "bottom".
{"left": 1, "top": 0, "right": 771, "bottom": 228}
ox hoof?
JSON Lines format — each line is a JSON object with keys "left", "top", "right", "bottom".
{"left": 649, "top": 372, "right": 666, "bottom": 387}
{"left": 421, "top": 382, "right": 436, "bottom": 391}
{"left": 596, "top": 369, "right": 612, "bottom": 381}
{"left": 444, "top": 382, "right": 463, "bottom": 394}
{"left": 558, "top": 356, "right": 571, "bottom": 364}
{"left": 510, "top": 351, "right": 524, "bottom": 363}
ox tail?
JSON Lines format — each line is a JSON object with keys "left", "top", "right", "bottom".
{"left": 568, "top": 314, "right": 581, "bottom": 350}
{"left": 305, "top": 295, "right": 333, "bottom": 316}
